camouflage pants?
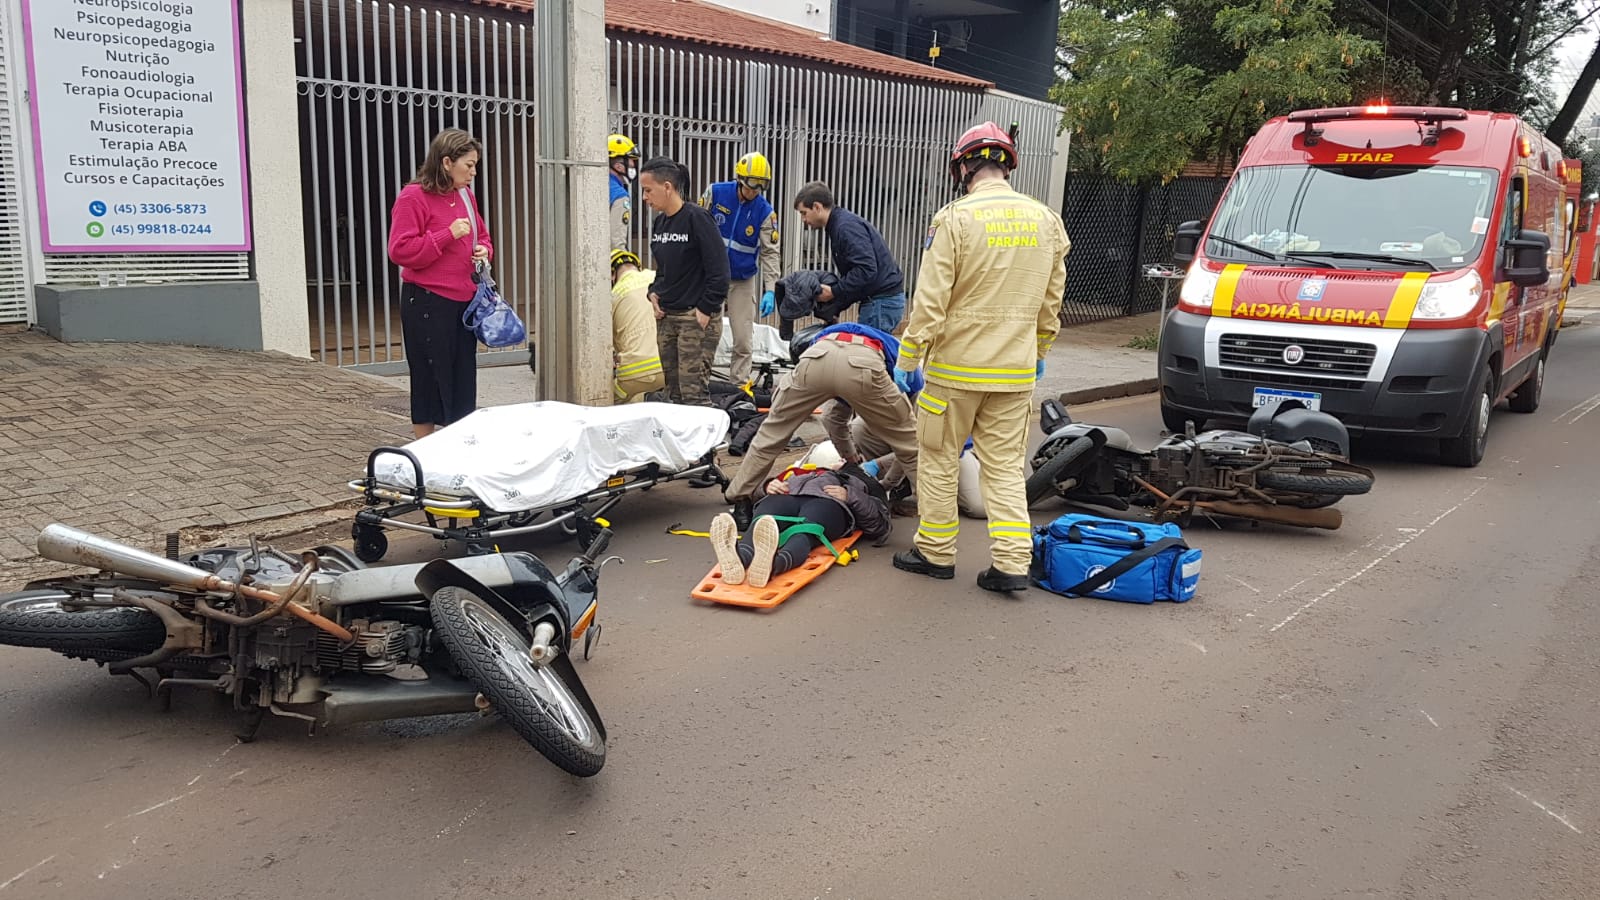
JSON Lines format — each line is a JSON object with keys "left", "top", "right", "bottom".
{"left": 657, "top": 310, "right": 721, "bottom": 407}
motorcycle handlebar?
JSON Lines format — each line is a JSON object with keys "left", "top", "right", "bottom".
{"left": 581, "top": 528, "right": 612, "bottom": 564}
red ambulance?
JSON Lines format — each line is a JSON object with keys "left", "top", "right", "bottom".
{"left": 1162, "top": 105, "right": 1578, "bottom": 467}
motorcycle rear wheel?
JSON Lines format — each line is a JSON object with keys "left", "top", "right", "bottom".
{"left": 428, "top": 586, "right": 606, "bottom": 777}
{"left": 0, "top": 590, "right": 165, "bottom": 652}
{"left": 1257, "top": 469, "right": 1373, "bottom": 496}
{"left": 1026, "top": 439, "right": 1097, "bottom": 508}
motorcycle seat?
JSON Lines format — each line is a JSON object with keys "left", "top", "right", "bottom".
{"left": 328, "top": 556, "right": 517, "bottom": 606}
{"left": 1092, "top": 426, "right": 1136, "bottom": 452}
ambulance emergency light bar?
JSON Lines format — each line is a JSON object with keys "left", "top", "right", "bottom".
{"left": 1289, "top": 104, "right": 1469, "bottom": 147}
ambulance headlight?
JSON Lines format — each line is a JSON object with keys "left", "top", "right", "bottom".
{"left": 1179, "top": 262, "right": 1222, "bottom": 310}
{"left": 1413, "top": 270, "right": 1483, "bottom": 320}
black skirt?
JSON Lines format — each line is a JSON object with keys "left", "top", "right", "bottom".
{"left": 400, "top": 282, "right": 478, "bottom": 426}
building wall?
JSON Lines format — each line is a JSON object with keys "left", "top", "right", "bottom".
{"left": 698, "top": 0, "right": 831, "bottom": 34}
{"left": 833, "top": 0, "right": 1059, "bottom": 101}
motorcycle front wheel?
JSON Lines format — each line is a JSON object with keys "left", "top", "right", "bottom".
{"left": 428, "top": 586, "right": 606, "bottom": 777}
{"left": 1025, "top": 439, "right": 1097, "bottom": 509}
{"left": 1256, "top": 469, "right": 1373, "bottom": 497}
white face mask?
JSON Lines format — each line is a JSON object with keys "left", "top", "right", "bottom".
{"left": 626, "top": 166, "right": 638, "bottom": 181}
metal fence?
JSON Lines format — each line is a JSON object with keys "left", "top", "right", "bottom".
{"left": 1060, "top": 173, "right": 1229, "bottom": 326}
{"left": 607, "top": 38, "right": 1063, "bottom": 327}
{"left": 295, "top": 0, "right": 537, "bottom": 371}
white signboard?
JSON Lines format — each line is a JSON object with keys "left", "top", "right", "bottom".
{"left": 21, "top": 0, "right": 252, "bottom": 252}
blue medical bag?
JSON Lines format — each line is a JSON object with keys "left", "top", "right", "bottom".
{"left": 1029, "top": 514, "right": 1202, "bottom": 603}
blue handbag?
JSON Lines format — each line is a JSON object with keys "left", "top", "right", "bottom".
{"left": 456, "top": 188, "right": 525, "bottom": 348}
{"left": 1029, "top": 514, "right": 1202, "bottom": 603}
{"left": 461, "top": 268, "right": 526, "bottom": 348}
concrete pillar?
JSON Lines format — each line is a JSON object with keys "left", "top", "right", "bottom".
{"left": 1047, "top": 124, "right": 1072, "bottom": 216}
{"left": 536, "top": 0, "right": 612, "bottom": 405}
{"left": 241, "top": 0, "right": 311, "bottom": 358}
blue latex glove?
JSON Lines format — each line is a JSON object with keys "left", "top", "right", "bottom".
{"left": 861, "top": 459, "right": 881, "bottom": 477}
{"left": 893, "top": 368, "right": 915, "bottom": 393}
{"left": 760, "top": 291, "right": 776, "bottom": 317}
{"left": 1036, "top": 359, "right": 1046, "bottom": 379}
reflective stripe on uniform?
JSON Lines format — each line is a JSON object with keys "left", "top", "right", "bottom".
{"left": 1036, "top": 332, "right": 1056, "bottom": 353}
{"left": 926, "top": 362, "right": 1036, "bottom": 385}
{"left": 899, "top": 338, "right": 922, "bottom": 362}
{"left": 987, "top": 520, "right": 1032, "bottom": 539}
{"left": 916, "top": 392, "right": 948, "bottom": 415}
{"left": 616, "top": 356, "right": 663, "bottom": 377}
{"left": 724, "top": 237, "right": 759, "bottom": 256}
{"left": 917, "top": 519, "right": 959, "bottom": 541}
{"left": 614, "top": 381, "right": 629, "bottom": 399}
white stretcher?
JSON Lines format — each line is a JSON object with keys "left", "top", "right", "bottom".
{"left": 712, "top": 320, "right": 793, "bottom": 388}
{"left": 349, "top": 402, "right": 730, "bottom": 561}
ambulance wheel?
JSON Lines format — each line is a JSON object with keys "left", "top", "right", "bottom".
{"left": 1160, "top": 402, "right": 1194, "bottom": 434}
{"left": 1508, "top": 351, "right": 1544, "bottom": 414}
{"left": 352, "top": 524, "right": 389, "bottom": 563}
{"left": 1439, "top": 367, "right": 1492, "bottom": 468}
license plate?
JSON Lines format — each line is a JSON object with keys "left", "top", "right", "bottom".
{"left": 1252, "top": 387, "right": 1322, "bottom": 411}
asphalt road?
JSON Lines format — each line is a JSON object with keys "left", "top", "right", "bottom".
{"left": 3, "top": 327, "right": 1598, "bottom": 899}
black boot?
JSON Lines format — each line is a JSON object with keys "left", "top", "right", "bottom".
{"left": 893, "top": 547, "right": 954, "bottom": 580}
{"left": 729, "top": 496, "right": 754, "bottom": 531}
{"left": 976, "top": 567, "right": 1030, "bottom": 594}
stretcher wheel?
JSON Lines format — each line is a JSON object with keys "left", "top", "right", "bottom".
{"left": 352, "top": 523, "right": 388, "bottom": 563}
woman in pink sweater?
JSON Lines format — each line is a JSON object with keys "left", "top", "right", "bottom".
{"left": 388, "top": 128, "right": 493, "bottom": 438}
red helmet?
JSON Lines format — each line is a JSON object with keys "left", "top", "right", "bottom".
{"left": 948, "top": 121, "right": 1019, "bottom": 187}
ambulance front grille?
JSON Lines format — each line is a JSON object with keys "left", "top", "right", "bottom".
{"left": 1218, "top": 334, "right": 1376, "bottom": 379}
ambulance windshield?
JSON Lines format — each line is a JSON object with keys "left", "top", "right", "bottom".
{"left": 1206, "top": 165, "right": 1499, "bottom": 271}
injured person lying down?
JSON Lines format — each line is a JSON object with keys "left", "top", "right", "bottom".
{"left": 707, "top": 442, "right": 890, "bottom": 588}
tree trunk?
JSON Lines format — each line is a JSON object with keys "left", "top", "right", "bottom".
{"left": 1428, "top": 0, "right": 1480, "bottom": 102}
{"left": 1547, "top": 38, "right": 1600, "bottom": 144}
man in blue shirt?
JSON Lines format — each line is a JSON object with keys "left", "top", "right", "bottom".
{"left": 793, "top": 181, "right": 906, "bottom": 333}
{"left": 699, "top": 152, "right": 781, "bottom": 386}
{"left": 608, "top": 133, "right": 640, "bottom": 252}
{"left": 724, "top": 323, "right": 919, "bottom": 529}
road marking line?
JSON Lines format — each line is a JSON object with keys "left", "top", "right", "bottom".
{"left": 1269, "top": 485, "right": 1485, "bottom": 633}
{"left": 1421, "top": 709, "right": 1440, "bottom": 728}
{"left": 1555, "top": 391, "right": 1600, "bottom": 425}
{"left": 1185, "top": 639, "right": 1208, "bottom": 654}
{"left": 1505, "top": 784, "right": 1583, "bottom": 835}
{"left": 129, "top": 789, "right": 201, "bottom": 819}
{"left": 0, "top": 856, "right": 56, "bottom": 892}
{"left": 1223, "top": 574, "right": 1261, "bottom": 594}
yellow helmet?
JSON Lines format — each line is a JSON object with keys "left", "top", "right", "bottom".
{"left": 610, "top": 249, "right": 641, "bottom": 272}
{"left": 608, "top": 134, "right": 639, "bottom": 160}
{"left": 735, "top": 152, "right": 772, "bottom": 189}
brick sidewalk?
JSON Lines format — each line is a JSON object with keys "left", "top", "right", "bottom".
{"left": 0, "top": 331, "right": 412, "bottom": 565}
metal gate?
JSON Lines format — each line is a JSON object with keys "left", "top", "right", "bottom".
{"left": 0, "top": 0, "right": 31, "bottom": 323}
{"left": 608, "top": 39, "right": 1062, "bottom": 311}
{"left": 295, "top": 0, "right": 536, "bottom": 371}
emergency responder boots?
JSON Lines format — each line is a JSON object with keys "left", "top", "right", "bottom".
{"left": 729, "top": 496, "right": 755, "bottom": 531}
{"left": 892, "top": 548, "right": 955, "bottom": 580}
{"left": 976, "top": 567, "right": 1030, "bottom": 594}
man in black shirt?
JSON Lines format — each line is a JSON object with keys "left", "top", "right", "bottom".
{"left": 793, "top": 181, "right": 906, "bottom": 333}
{"left": 641, "top": 157, "right": 730, "bottom": 407}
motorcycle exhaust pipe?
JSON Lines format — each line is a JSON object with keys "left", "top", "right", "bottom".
{"left": 38, "top": 524, "right": 218, "bottom": 588}
{"left": 1200, "top": 501, "right": 1343, "bottom": 530}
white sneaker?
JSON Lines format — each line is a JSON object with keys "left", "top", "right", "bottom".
{"left": 710, "top": 512, "right": 746, "bottom": 585}
{"left": 747, "top": 515, "right": 781, "bottom": 588}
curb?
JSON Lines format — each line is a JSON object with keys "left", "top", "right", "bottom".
{"left": 1056, "top": 377, "right": 1159, "bottom": 406}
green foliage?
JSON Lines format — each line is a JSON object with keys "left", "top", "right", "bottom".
{"left": 1054, "top": 0, "right": 1378, "bottom": 183}
{"left": 1126, "top": 329, "right": 1160, "bottom": 350}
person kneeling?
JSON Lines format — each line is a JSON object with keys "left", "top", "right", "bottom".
{"left": 708, "top": 464, "right": 889, "bottom": 589}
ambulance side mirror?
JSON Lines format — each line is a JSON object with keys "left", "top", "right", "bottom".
{"left": 1172, "top": 220, "right": 1204, "bottom": 265}
{"left": 1503, "top": 229, "right": 1551, "bottom": 287}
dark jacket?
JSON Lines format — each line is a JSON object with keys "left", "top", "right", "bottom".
{"left": 781, "top": 468, "right": 891, "bottom": 544}
{"left": 774, "top": 269, "right": 841, "bottom": 321}
{"left": 824, "top": 208, "right": 904, "bottom": 308}
{"left": 650, "top": 202, "right": 730, "bottom": 317}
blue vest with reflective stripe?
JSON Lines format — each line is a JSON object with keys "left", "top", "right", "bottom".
{"left": 708, "top": 181, "right": 772, "bottom": 282}
{"left": 609, "top": 172, "right": 629, "bottom": 207}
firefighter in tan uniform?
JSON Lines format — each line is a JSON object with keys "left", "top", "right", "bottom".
{"left": 892, "top": 122, "right": 1069, "bottom": 593}
{"left": 610, "top": 249, "right": 665, "bottom": 403}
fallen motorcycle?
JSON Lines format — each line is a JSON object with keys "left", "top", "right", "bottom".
{"left": 0, "top": 523, "right": 614, "bottom": 776}
{"left": 1026, "top": 399, "right": 1375, "bottom": 529}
